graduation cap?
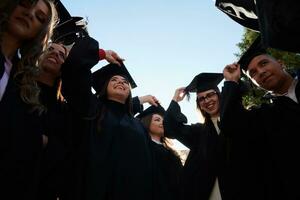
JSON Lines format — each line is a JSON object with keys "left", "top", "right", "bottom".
{"left": 92, "top": 62, "right": 137, "bottom": 94}
{"left": 215, "top": 0, "right": 259, "bottom": 31}
{"left": 255, "top": 0, "right": 300, "bottom": 53}
{"left": 185, "top": 73, "right": 224, "bottom": 93}
{"left": 54, "top": 0, "right": 71, "bottom": 24}
{"left": 238, "top": 35, "right": 267, "bottom": 71}
{"left": 53, "top": 1, "right": 89, "bottom": 45}
{"left": 135, "top": 104, "right": 166, "bottom": 119}
{"left": 53, "top": 17, "right": 89, "bottom": 45}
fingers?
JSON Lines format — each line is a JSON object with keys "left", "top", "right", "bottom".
{"left": 139, "top": 95, "right": 160, "bottom": 106}
{"left": 105, "top": 50, "right": 125, "bottom": 66}
{"left": 224, "top": 63, "right": 237, "bottom": 71}
{"left": 149, "top": 95, "right": 159, "bottom": 106}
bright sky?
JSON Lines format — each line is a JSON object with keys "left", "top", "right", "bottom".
{"left": 64, "top": 0, "right": 244, "bottom": 150}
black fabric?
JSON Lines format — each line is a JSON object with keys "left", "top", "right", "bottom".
{"left": 152, "top": 142, "right": 182, "bottom": 200}
{"left": 86, "top": 100, "right": 154, "bottom": 200}
{"left": 135, "top": 104, "right": 165, "bottom": 119}
{"left": 36, "top": 83, "right": 73, "bottom": 200}
{"left": 238, "top": 35, "right": 267, "bottom": 71}
{"left": 256, "top": 0, "right": 300, "bottom": 53}
{"left": 216, "top": 0, "right": 300, "bottom": 53}
{"left": 0, "top": 52, "right": 44, "bottom": 200}
{"left": 61, "top": 37, "right": 155, "bottom": 200}
{"left": 185, "top": 73, "right": 223, "bottom": 93}
{"left": 215, "top": 0, "right": 259, "bottom": 31}
{"left": 163, "top": 100, "right": 232, "bottom": 200}
{"left": 220, "top": 80, "right": 300, "bottom": 199}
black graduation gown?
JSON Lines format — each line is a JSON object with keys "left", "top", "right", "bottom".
{"left": 85, "top": 100, "right": 154, "bottom": 200}
{"left": 163, "top": 100, "right": 230, "bottom": 200}
{"left": 0, "top": 53, "right": 43, "bottom": 200}
{"left": 61, "top": 37, "right": 155, "bottom": 200}
{"left": 220, "top": 80, "right": 300, "bottom": 200}
{"left": 151, "top": 141, "right": 182, "bottom": 200}
{"left": 36, "top": 83, "right": 72, "bottom": 200}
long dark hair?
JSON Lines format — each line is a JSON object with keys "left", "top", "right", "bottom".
{"left": 0, "top": 0, "right": 58, "bottom": 114}
{"left": 96, "top": 76, "right": 133, "bottom": 132}
{"left": 140, "top": 113, "right": 181, "bottom": 158}
{"left": 196, "top": 88, "right": 221, "bottom": 123}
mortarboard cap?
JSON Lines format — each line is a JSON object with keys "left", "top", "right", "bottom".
{"left": 185, "top": 73, "right": 223, "bottom": 93}
{"left": 54, "top": 0, "right": 71, "bottom": 23}
{"left": 92, "top": 62, "right": 137, "bottom": 94}
{"left": 238, "top": 35, "right": 267, "bottom": 71}
{"left": 53, "top": 17, "right": 89, "bottom": 45}
{"left": 256, "top": 0, "right": 300, "bottom": 53}
{"left": 53, "top": 1, "right": 88, "bottom": 45}
{"left": 136, "top": 104, "right": 165, "bottom": 119}
{"left": 215, "top": 0, "right": 259, "bottom": 31}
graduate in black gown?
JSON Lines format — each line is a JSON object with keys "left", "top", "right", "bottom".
{"left": 35, "top": 42, "right": 73, "bottom": 200}
{"left": 0, "top": 1, "right": 57, "bottom": 199}
{"left": 163, "top": 73, "right": 233, "bottom": 200}
{"left": 136, "top": 104, "right": 183, "bottom": 200}
{"left": 222, "top": 35, "right": 300, "bottom": 200}
{"left": 61, "top": 37, "right": 155, "bottom": 200}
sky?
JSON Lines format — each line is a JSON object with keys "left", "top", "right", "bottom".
{"left": 63, "top": 0, "right": 244, "bottom": 149}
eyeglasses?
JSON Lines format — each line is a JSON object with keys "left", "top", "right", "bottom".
{"left": 197, "top": 91, "right": 217, "bottom": 103}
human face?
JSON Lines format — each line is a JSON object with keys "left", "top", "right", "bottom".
{"left": 247, "top": 54, "right": 287, "bottom": 92}
{"left": 7, "top": 0, "right": 49, "bottom": 41}
{"left": 197, "top": 89, "right": 219, "bottom": 117}
{"left": 149, "top": 114, "right": 164, "bottom": 137}
{"left": 107, "top": 75, "right": 131, "bottom": 104}
{"left": 40, "top": 43, "right": 67, "bottom": 78}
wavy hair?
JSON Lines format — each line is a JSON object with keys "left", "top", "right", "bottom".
{"left": 1, "top": 0, "right": 58, "bottom": 114}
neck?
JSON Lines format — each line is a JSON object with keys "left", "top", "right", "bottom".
{"left": 1, "top": 32, "right": 22, "bottom": 59}
{"left": 108, "top": 97, "right": 126, "bottom": 104}
{"left": 210, "top": 113, "right": 219, "bottom": 118}
{"left": 150, "top": 134, "right": 161, "bottom": 143}
{"left": 36, "top": 71, "right": 57, "bottom": 87}
{"left": 274, "top": 73, "right": 294, "bottom": 95}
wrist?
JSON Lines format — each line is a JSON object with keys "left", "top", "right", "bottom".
{"left": 98, "top": 49, "right": 106, "bottom": 60}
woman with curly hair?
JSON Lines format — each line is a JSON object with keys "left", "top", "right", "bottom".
{"left": 0, "top": 0, "right": 57, "bottom": 199}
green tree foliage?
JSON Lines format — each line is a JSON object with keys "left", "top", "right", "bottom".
{"left": 237, "top": 29, "right": 300, "bottom": 108}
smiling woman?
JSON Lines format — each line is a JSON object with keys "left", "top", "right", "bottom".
{"left": 163, "top": 73, "right": 236, "bottom": 200}
{"left": 0, "top": 0, "right": 58, "bottom": 199}
{"left": 60, "top": 37, "right": 157, "bottom": 200}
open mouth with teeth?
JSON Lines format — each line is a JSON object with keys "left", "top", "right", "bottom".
{"left": 114, "top": 85, "right": 125, "bottom": 90}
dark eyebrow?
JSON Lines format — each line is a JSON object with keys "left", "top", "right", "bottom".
{"left": 257, "top": 58, "right": 268, "bottom": 66}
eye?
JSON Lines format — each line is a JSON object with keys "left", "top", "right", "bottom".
{"left": 110, "top": 77, "right": 117, "bottom": 82}
{"left": 58, "top": 52, "right": 66, "bottom": 61}
{"left": 36, "top": 12, "right": 47, "bottom": 24}
{"left": 249, "top": 70, "right": 256, "bottom": 78}
{"left": 197, "top": 96, "right": 205, "bottom": 102}
{"left": 122, "top": 80, "right": 129, "bottom": 85}
{"left": 261, "top": 61, "right": 268, "bottom": 66}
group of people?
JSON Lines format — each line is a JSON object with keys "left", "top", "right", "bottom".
{"left": 0, "top": 0, "right": 299, "bottom": 200}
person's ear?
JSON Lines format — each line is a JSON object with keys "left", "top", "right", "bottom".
{"left": 277, "top": 60, "right": 285, "bottom": 69}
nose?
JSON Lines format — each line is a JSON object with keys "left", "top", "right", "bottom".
{"left": 258, "top": 68, "right": 267, "bottom": 79}
{"left": 23, "top": 8, "right": 34, "bottom": 21}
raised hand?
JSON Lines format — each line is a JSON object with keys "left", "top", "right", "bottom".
{"left": 223, "top": 63, "right": 241, "bottom": 83}
{"left": 172, "top": 87, "right": 186, "bottom": 103}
